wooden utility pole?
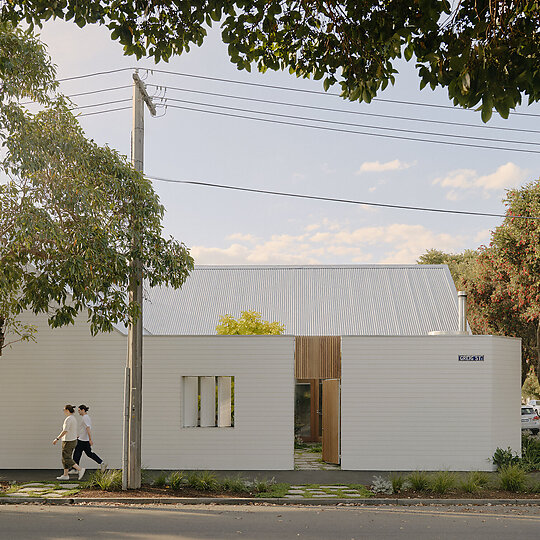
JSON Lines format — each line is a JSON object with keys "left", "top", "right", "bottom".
{"left": 123, "top": 71, "right": 156, "bottom": 490}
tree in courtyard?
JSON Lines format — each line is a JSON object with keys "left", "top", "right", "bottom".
{"left": 0, "top": 23, "right": 194, "bottom": 354}
{"left": 3, "top": 1, "right": 539, "bottom": 120}
{"left": 216, "top": 310, "right": 285, "bottom": 335}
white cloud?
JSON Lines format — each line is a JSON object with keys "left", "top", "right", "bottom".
{"left": 227, "top": 233, "right": 257, "bottom": 243}
{"left": 357, "top": 159, "right": 414, "bottom": 173}
{"left": 434, "top": 162, "right": 529, "bottom": 199}
{"left": 190, "top": 222, "right": 472, "bottom": 266}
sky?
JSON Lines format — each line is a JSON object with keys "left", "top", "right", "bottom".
{"left": 34, "top": 19, "right": 540, "bottom": 266}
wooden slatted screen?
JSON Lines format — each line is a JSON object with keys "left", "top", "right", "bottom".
{"left": 295, "top": 336, "right": 341, "bottom": 379}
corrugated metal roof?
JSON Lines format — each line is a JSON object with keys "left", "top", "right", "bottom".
{"left": 134, "top": 265, "right": 460, "bottom": 336}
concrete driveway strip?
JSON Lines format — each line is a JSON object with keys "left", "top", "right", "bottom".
{"left": 2, "top": 503, "right": 540, "bottom": 540}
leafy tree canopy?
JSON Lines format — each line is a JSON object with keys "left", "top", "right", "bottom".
{"left": 0, "top": 23, "right": 194, "bottom": 353}
{"left": 2, "top": 1, "right": 539, "bottom": 120}
{"left": 216, "top": 310, "right": 285, "bottom": 335}
{"left": 417, "top": 248, "right": 477, "bottom": 286}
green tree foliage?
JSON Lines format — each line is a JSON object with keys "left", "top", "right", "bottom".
{"left": 3, "top": 1, "right": 539, "bottom": 119}
{"left": 418, "top": 246, "right": 535, "bottom": 384}
{"left": 0, "top": 24, "right": 194, "bottom": 353}
{"left": 216, "top": 310, "right": 285, "bottom": 335}
{"left": 417, "top": 248, "right": 477, "bottom": 286}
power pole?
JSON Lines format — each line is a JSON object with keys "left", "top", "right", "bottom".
{"left": 123, "top": 71, "right": 156, "bottom": 490}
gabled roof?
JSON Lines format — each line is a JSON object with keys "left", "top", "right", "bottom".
{"left": 135, "top": 264, "right": 460, "bottom": 336}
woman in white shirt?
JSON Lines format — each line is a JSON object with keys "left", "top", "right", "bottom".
{"left": 52, "top": 404, "right": 85, "bottom": 480}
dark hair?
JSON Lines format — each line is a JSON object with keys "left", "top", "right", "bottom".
{"left": 78, "top": 405, "right": 89, "bottom": 412}
{"left": 64, "top": 404, "right": 75, "bottom": 413}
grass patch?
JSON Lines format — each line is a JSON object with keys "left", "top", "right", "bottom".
{"left": 167, "top": 471, "right": 185, "bottom": 491}
{"left": 408, "top": 471, "right": 430, "bottom": 492}
{"left": 220, "top": 476, "right": 249, "bottom": 494}
{"left": 429, "top": 471, "right": 456, "bottom": 495}
{"left": 83, "top": 469, "right": 122, "bottom": 491}
{"left": 498, "top": 463, "right": 527, "bottom": 492}
{"left": 459, "top": 471, "right": 490, "bottom": 493}
{"left": 255, "top": 483, "right": 290, "bottom": 498}
{"left": 185, "top": 471, "right": 218, "bottom": 491}
{"left": 152, "top": 471, "right": 168, "bottom": 488}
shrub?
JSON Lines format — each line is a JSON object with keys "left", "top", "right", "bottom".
{"left": 152, "top": 472, "right": 168, "bottom": 488}
{"left": 85, "top": 470, "right": 122, "bottom": 491}
{"left": 522, "top": 434, "right": 540, "bottom": 471}
{"left": 253, "top": 478, "right": 275, "bottom": 493}
{"left": 220, "top": 476, "right": 249, "bottom": 493}
{"left": 390, "top": 474, "right": 407, "bottom": 493}
{"left": 167, "top": 471, "right": 185, "bottom": 491}
{"left": 408, "top": 471, "right": 430, "bottom": 492}
{"left": 492, "top": 447, "right": 520, "bottom": 470}
{"left": 370, "top": 475, "right": 393, "bottom": 495}
{"left": 186, "top": 471, "right": 218, "bottom": 491}
{"left": 498, "top": 464, "right": 527, "bottom": 492}
{"left": 459, "top": 471, "right": 489, "bottom": 493}
{"left": 429, "top": 471, "right": 456, "bottom": 494}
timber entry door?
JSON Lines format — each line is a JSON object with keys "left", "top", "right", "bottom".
{"left": 322, "top": 379, "right": 340, "bottom": 464}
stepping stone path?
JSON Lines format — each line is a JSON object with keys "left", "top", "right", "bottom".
{"left": 3, "top": 482, "right": 81, "bottom": 498}
{"left": 284, "top": 485, "right": 370, "bottom": 499}
{"left": 294, "top": 449, "right": 340, "bottom": 471}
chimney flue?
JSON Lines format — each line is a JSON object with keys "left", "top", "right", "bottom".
{"left": 458, "top": 291, "right": 467, "bottom": 333}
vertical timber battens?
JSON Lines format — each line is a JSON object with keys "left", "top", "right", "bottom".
{"left": 295, "top": 336, "right": 341, "bottom": 379}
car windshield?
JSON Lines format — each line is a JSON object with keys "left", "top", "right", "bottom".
{"left": 522, "top": 407, "right": 535, "bottom": 415}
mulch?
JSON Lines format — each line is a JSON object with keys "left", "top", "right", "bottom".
{"left": 373, "top": 490, "right": 540, "bottom": 499}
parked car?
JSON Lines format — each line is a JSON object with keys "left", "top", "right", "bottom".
{"left": 521, "top": 406, "right": 540, "bottom": 435}
{"left": 527, "top": 400, "right": 540, "bottom": 415}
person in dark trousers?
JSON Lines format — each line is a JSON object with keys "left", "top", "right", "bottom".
{"left": 71, "top": 405, "right": 107, "bottom": 473}
{"left": 53, "top": 404, "right": 86, "bottom": 480}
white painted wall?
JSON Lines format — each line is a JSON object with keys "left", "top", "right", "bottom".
{"left": 0, "top": 312, "right": 295, "bottom": 470}
{"left": 142, "top": 336, "right": 295, "bottom": 470}
{"left": 341, "top": 336, "right": 521, "bottom": 471}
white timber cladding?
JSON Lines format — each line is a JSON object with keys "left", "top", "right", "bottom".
{"left": 183, "top": 377, "right": 198, "bottom": 428}
{"left": 340, "top": 335, "right": 521, "bottom": 471}
{"left": 0, "top": 310, "right": 126, "bottom": 469}
{"left": 0, "top": 309, "right": 294, "bottom": 470}
{"left": 142, "top": 336, "right": 294, "bottom": 470}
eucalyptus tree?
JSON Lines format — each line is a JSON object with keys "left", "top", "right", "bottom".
{"left": 0, "top": 23, "right": 193, "bottom": 354}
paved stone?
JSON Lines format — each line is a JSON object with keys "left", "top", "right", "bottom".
{"left": 57, "top": 484, "right": 79, "bottom": 489}
{"left": 311, "top": 494, "right": 336, "bottom": 498}
{"left": 283, "top": 495, "right": 302, "bottom": 499}
{"left": 287, "top": 490, "right": 305, "bottom": 494}
{"left": 319, "top": 485, "right": 349, "bottom": 489}
{"left": 17, "top": 488, "right": 45, "bottom": 493}
{"left": 20, "top": 483, "right": 47, "bottom": 488}
{"left": 45, "top": 493, "right": 65, "bottom": 498}
{"left": 5, "top": 493, "right": 29, "bottom": 497}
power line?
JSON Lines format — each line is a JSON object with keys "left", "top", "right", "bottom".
{"left": 158, "top": 96, "right": 540, "bottom": 147}
{"left": 147, "top": 83, "right": 540, "bottom": 135}
{"left": 67, "top": 85, "right": 131, "bottom": 99}
{"left": 56, "top": 67, "right": 540, "bottom": 119}
{"left": 161, "top": 103, "right": 540, "bottom": 154}
{"left": 58, "top": 67, "right": 133, "bottom": 82}
{"left": 70, "top": 98, "right": 131, "bottom": 111}
{"left": 77, "top": 106, "right": 131, "bottom": 117}
{"left": 147, "top": 175, "right": 538, "bottom": 220}
{"left": 143, "top": 68, "right": 540, "bottom": 119}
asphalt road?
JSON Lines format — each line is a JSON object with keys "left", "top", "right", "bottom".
{"left": 2, "top": 503, "right": 540, "bottom": 539}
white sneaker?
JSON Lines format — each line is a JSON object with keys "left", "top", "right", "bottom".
{"left": 100, "top": 462, "right": 108, "bottom": 472}
{"left": 68, "top": 469, "right": 77, "bottom": 475}
{"left": 57, "top": 475, "right": 70, "bottom": 480}
{"left": 78, "top": 468, "right": 86, "bottom": 480}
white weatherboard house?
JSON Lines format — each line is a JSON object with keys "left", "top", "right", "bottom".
{"left": 0, "top": 265, "right": 520, "bottom": 471}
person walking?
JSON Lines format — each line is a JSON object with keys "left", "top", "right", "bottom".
{"left": 52, "top": 405, "right": 85, "bottom": 480}
{"left": 72, "top": 405, "right": 107, "bottom": 473}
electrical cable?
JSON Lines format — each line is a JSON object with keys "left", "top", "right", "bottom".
{"left": 147, "top": 83, "right": 540, "bottom": 135}
{"left": 142, "top": 68, "right": 540, "bottom": 119}
{"left": 69, "top": 98, "right": 132, "bottom": 111}
{"left": 146, "top": 175, "right": 539, "bottom": 220}
{"left": 161, "top": 103, "right": 540, "bottom": 154}
{"left": 157, "top": 96, "right": 540, "bottom": 147}
{"left": 57, "top": 67, "right": 133, "bottom": 82}
{"left": 76, "top": 106, "right": 131, "bottom": 117}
